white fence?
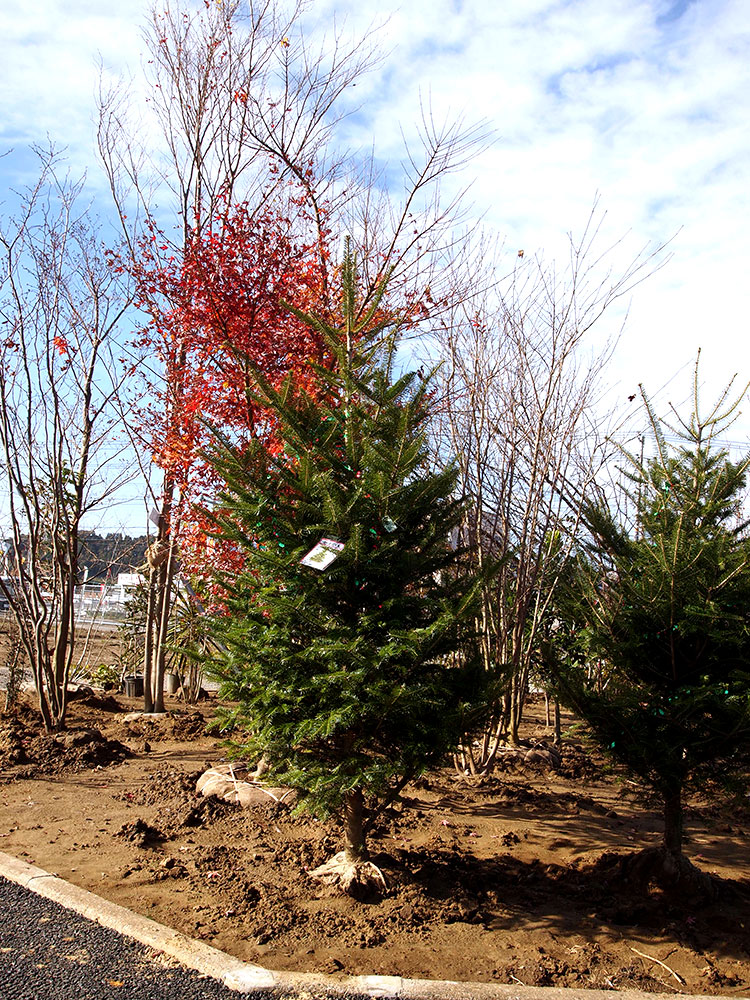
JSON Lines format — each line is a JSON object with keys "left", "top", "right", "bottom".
{"left": 74, "top": 582, "right": 138, "bottom": 623}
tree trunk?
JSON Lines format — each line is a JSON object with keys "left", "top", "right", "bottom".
{"left": 150, "top": 559, "right": 169, "bottom": 712}
{"left": 507, "top": 665, "right": 528, "bottom": 746}
{"left": 151, "top": 535, "right": 179, "bottom": 713}
{"left": 622, "top": 784, "right": 716, "bottom": 898}
{"left": 143, "top": 568, "right": 157, "bottom": 714}
{"left": 3, "top": 621, "right": 22, "bottom": 713}
{"left": 35, "top": 666, "right": 54, "bottom": 733}
{"left": 310, "top": 786, "right": 384, "bottom": 895}
{"left": 343, "top": 789, "right": 367, "bottom": 862}
{"left": 663, "top": 788, "right": 683, "bottom": 862}
{"left": 49, "top": 579, "right": 75, "bottom": 731}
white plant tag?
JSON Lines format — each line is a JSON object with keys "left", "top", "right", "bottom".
{"left": 300, "top": 537, "right": 345, "bottom": 570}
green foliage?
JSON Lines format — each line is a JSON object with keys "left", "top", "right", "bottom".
{"left": 81, "top": 662, "right": 121, "bottom": 689}
{"left": 555, "top": 370, "right": 750, "bottom": 830}
{"left": 203, "top": 254, "right": 490, "bottom": 825}
{"left": 166, "top": 583, "right": 218, "bottom": 702}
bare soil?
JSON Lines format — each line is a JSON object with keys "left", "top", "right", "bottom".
{"left": 1, "top": 690, "right": 749, "bottom": 995}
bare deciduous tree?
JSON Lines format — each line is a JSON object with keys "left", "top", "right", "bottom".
{"left": 432, "top": 212, "right": 666, "bottom": 769}
{"left": 0, "top": 147, "right": 132, "bottom": 731}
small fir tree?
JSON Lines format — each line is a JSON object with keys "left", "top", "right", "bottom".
{"left": 556, "top": 366, "right": 750, "bottom": 890}
{"left": 204, "top": 250, "right": 488, "bottom": 893}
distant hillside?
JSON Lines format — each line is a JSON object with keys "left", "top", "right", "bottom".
{"left": 78, "top": 532, "right": 149, "bottom": 582}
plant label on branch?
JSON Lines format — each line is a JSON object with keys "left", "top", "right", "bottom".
{"left": 301, "top": 537, "right": 345, "bottom": 571}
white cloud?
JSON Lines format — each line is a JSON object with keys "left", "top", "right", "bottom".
{"left": 1, "top": 0, "right": 749, "bottom": 500}
{"left": 0, "top": 0, "right": 147, "bottom": 179}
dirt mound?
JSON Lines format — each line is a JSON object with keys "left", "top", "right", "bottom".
{"left": 556, "top": 742, "right": 603, "bottom": 779}
{"left": 115, "top": 766, "right": 241, "bottom": 833}
{"left": 102, "top": 785, "right": 750, "bottom": 993}
{"left": 28, "top": 728, "right": 132, "bottom": 773}
{"left": 0, "top": 716, "right": 131, "bottom": 774}
{"left": 116, "top": 817, "right": 167, "bottom": 847}
{"left": 119, "top": 767, "right": 202, "bottom": 807}
{"left": 170, "top": 711, "right": 208, "bottom": 739}
{"left": 0, "top": 718, "right": 29, "bottom": 768}
{"left": 119, "top": 710, "right": 210, "bottom": 742}
{"left": 77, "top": 692, "right": 124, "bottom": 713}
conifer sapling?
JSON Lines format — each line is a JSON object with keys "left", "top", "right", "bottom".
{"left": 555, "top": 361, "right": 750, "bottom": 893}
{"left": 203, "top": 247, "right": 488, "bottom": 894}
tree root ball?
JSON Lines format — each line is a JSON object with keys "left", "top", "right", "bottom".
{"left": 309, "top": 851, "right": 387, "bottom": 898}
{"left": 623, "top": 846, "right": 721, "bottom": 901}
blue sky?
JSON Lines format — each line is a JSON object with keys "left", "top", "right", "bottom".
{"left": 1, "top": 0, "right": 749, "bottom": 530}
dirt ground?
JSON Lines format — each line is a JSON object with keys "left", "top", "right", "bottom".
{"left": 1, "top": 687, "right": 749, "bottom": 996}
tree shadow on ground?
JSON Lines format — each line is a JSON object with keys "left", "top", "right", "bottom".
{"left": 374, "top": 845, "right": 750, "bottom": 963}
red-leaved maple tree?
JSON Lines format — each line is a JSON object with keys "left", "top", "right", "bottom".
{"left": 140, "top": 204, "right": 328, "bottom": 504}
{"left": 122, "top": 194, "right": 335, "bottom": 705}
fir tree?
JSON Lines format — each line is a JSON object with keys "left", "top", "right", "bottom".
{"left": 555, "top": 364, "right": 750, "bottom": 891}
{"left": 203, "top": 249, "right": 488, "bottom": 893}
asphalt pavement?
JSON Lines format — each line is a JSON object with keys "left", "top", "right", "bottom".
{"left": 0, "top": 874, "right": 269, "bottom": 1000}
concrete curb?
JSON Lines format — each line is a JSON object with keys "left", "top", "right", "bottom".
{"left": 0, "top": 851, "right": 736, "bottom": 1000}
